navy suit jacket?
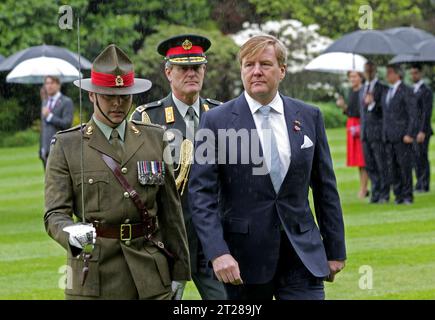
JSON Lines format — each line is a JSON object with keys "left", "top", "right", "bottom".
{"left": 415, "top": 83, "right": 433, "bottom": 136}
{"left": 40, "top": 94, "right": 74, "bottom": 160}
{"left": 382, "top": 82, "right": 418, "bottom": 143}
{"left": 361, "top": 81, "right": 388, "bottom": 142}
{"left": 189, "top": 93, "right": 346, "bottom": 284}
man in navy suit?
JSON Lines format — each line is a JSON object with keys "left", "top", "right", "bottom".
{"left": 409, "top": 65, "right": 433, "bottom": 193}
{"left": 360, "top": 61, "right": 390, "bottom": 203}
{"left": 189, "top": 35, "right": 346, "bottom": 300}
{"left": 40, "top": 76, "right": 74, "bottom": 168}
{"left": 383, "top": 65, "right": 418, "bottom": 204}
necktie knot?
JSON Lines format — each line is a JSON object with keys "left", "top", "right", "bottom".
{"left": 187, "top": 106, "right": 196, "bottom": 119}
{"left": 259, "top": 105, "right": 271, "bottom": 118}
{"left": 111, "top": 129, "right": 120, "bottom": 140}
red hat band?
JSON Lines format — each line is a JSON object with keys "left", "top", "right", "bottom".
{"left": 91, "top": 69, "right": 135, "bottom": 88}
{"left": 166, "top": 45, "right": 204, "bottom": 58}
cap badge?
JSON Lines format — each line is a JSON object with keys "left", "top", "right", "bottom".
{"left": 115, "top": 75, "right": 124, "bottom": 87}
{"left": 182, "top": 39, "right": 193, "bottom": 50}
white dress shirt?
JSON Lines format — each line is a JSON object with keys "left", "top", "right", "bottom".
{"left": 45, "top": 91, "right": 62, "bottom": 123}
{"left": 244, "top": 91, "right": 291, "bottom": 174}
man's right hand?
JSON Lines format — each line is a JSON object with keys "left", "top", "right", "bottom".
{"left": 364, "top": 93, "right": 374, "bottom": 106}
{"left": 212, "top": 254, "right": 243, "bottom": 285}
{"left": 416, "top": 132, "right": 426, "bottom": 144}
{"left": 63, "top": 223, "right": 96, "bottom": 250}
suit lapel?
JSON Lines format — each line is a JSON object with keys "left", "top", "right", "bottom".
{"left": 390, "top": 83, "right": 403, "bottom": 107}
{"left": 231, "top": 94, "right": 277, "bottom": 194}
{"left": 280, "top": 95, "right": 302, "bottom": 191}
{"left": 231, "top": 94, "right": 257, "bottom": 132}
{"left": 122, "top": 122, "right": 144, "bottom": 166}
{"left": 165, "top": 94, "right": 187, "bottom": 137}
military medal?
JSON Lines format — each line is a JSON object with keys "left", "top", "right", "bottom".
{"left": 137, "top": 161, "right": 165, "bottom": 185}
{"left": 165, "top": 106, "right": 175, "bottom": 124}
{"left": 203, "top": 104, "right": 209, "bottom": 112}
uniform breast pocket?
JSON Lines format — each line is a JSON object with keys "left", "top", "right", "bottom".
{"left": 74, "top": 171, "right": 109, "bottom": 213}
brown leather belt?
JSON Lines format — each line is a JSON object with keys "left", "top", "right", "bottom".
{"left": 93, "top": 217, "right": 157, "bottom": 241}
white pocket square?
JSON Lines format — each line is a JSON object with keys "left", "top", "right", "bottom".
{"left": 301, "top": 135, "right": 314, "bottom": 149}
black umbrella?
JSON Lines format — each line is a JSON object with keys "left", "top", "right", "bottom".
{"left": 384, "top": 27, "right": 434, "bottom": 46}
{"left": 390, "top": 38, "right": 435, "bottom": 64}
{"left": 0, "top": 44, "right": 92, "bottom": 71}
{"left": 324, "top": 30, "right": 418, "bottom": 56}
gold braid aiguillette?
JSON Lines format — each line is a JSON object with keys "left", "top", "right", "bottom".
{"left": 175, "top": 139, "right": 194, "bottom": 195}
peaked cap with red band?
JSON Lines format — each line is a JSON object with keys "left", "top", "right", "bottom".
{"left": 157, "top": 34, "right": 211, "bottom": 65}
{"left": 73, "top": 44, "right": 152, "bottom": 95}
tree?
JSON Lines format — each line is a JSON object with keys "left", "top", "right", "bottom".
{"left": 248, "top": 0, "right": 425, "bottom": 38}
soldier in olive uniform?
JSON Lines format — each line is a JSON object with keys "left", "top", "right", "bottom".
{"left": 44, "top": 44, "right": 190, "bottom": 300}
{"left": 131, "top": 35, "right": 227, "bottom": 300}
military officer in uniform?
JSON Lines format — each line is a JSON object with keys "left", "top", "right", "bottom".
{"left": 131, "top": 34, "right": 227, "bottom": 300}
{"left": 44, "top": 44, "right": 190, "bottom": 299}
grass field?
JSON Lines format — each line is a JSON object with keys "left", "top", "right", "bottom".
{"left": 0, "top": 127, "right": 434, "bottom": 300}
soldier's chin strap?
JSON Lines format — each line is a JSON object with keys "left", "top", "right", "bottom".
{"left": 95, "top": 94, "right": 132, "bottom": 126}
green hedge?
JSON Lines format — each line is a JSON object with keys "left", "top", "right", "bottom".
{"left": 0, "top": 129, "right": 39, "bottom": 148}
{"left": 308, "top": 101, "right": 347, "bottom": 129}
{"left": 0, "top": 98, "right": 21, "bottom": 132}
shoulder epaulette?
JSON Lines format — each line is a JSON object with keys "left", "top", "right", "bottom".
{"left": 134, "top": 105, "right": 146, "bottom": 113}
{"left": 131, "top": 119, "right": 164, "bottom": 129}
{"left": 58, "top": 123, "right": 86, "bottom": 134}
{"left": 143, "top": 100, "right": 163, "bottom": 110}
{"left": 206, "top": 98, "right": 223, "bottom": 105}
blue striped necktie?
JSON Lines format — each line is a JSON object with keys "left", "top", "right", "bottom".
{"left": 259, "top": 105, "right": 283, "bottom": 193}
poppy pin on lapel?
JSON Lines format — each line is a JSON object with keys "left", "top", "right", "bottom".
{"left": 294, "top": 120, "right": 301, "bottom": 132}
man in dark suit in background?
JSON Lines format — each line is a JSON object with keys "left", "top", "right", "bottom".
{"left": 40, "top": 76, "right": 74, "bottom": 168}
{"left": 131, "top": 34, "right": 226, "bottom": 300}
{"left": 189, "top": 35, "right": 346, "bottom": 300}
{"left": 409, "top": 65, "right": 433, "bottom": 193}
{"left": 383, "top": 65, "right": 418, "bottom": 204}
{"left": 361, "top": 61, "right": 390, "bottom": 203}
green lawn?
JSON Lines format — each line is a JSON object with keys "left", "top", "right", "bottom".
{"left": 1, "top": 128, "right": 435, "bottom": 300}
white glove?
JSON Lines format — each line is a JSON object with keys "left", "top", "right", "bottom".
{"left": 63, "top": 223, "right": 96, "bottom": 250}
{"left": 171, "top": 280, "right": 186, "bottom": 300}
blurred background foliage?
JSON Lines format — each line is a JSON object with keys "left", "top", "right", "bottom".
{"left": 0, "top": 0, "right": 434, "bottom": 145}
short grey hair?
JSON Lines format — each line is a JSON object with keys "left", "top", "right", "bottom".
{"left": 165, "top": 60, "right": 173, "bottom": 69}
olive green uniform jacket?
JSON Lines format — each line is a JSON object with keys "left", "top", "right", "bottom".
{"left": 44, "top": 119, "right": 190, "bottom": 299}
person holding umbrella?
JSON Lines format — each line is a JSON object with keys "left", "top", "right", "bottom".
{"left": 383, "top": 64, "right": 418, "bottom": 205}
{"left": 336, "top": 71, "right": 369, "bottom": 199}
{"left": 409, "top": 64, "right": 433, "bottom": 193}
{"left": 360, "top": 61, "right": 390, "bottom": 204}
{"left": 39, "top": 76, "right": 73, "bottom": 168}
